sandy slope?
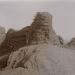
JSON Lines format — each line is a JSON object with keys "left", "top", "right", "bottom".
{"left": 0, "top": 44, "right": 75, "bottom": 75}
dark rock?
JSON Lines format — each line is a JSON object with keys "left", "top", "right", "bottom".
{"left": 7, "top": 28, "right": 16, "bottom": 35}
{"left": 0, "top": 12, "right": 57, "bottom": 56}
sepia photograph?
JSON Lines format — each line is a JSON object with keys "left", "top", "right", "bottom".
{"left": 0, "top": 0, "right": 75, "bottom": 75}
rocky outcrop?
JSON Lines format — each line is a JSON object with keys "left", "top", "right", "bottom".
{"left": 0, "top": 12, "right": 61, "bottom": 56}
{"left": 30, "top": 12, "right": 61, "bottom": 45}
{"left": 0, "top": 12, "right": 74, "bottom": 75}
{"left": 5, "top": 45, "right": 38, "bottom": 69}
{"left": 0, "top": 12, "right": 64, "bottom": 70}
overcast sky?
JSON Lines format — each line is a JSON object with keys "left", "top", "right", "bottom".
{"left": 0, "top": 2, "right": 75, "bottom": 40}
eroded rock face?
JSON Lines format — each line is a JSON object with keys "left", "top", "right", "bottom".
{"left": 5, "top": 45, "right": 38, "bottom": 70}
{"left": 0, "top": 12, "right": 62, "bottom": 69}
{"left": 29, "top": 12, "right": 52, "bottom": 44}
{"left": 5, "top": 44, "right": 49, "bottom": 73}
{"left": 30, "top": 12, "right": 60, "bottom": 45}
{"left": 0, "top": 12, "right": 60, "bottom": 56}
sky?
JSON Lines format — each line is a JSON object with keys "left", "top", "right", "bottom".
{"left": 0, "top": 1, "right": 75, "bottom": 41}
